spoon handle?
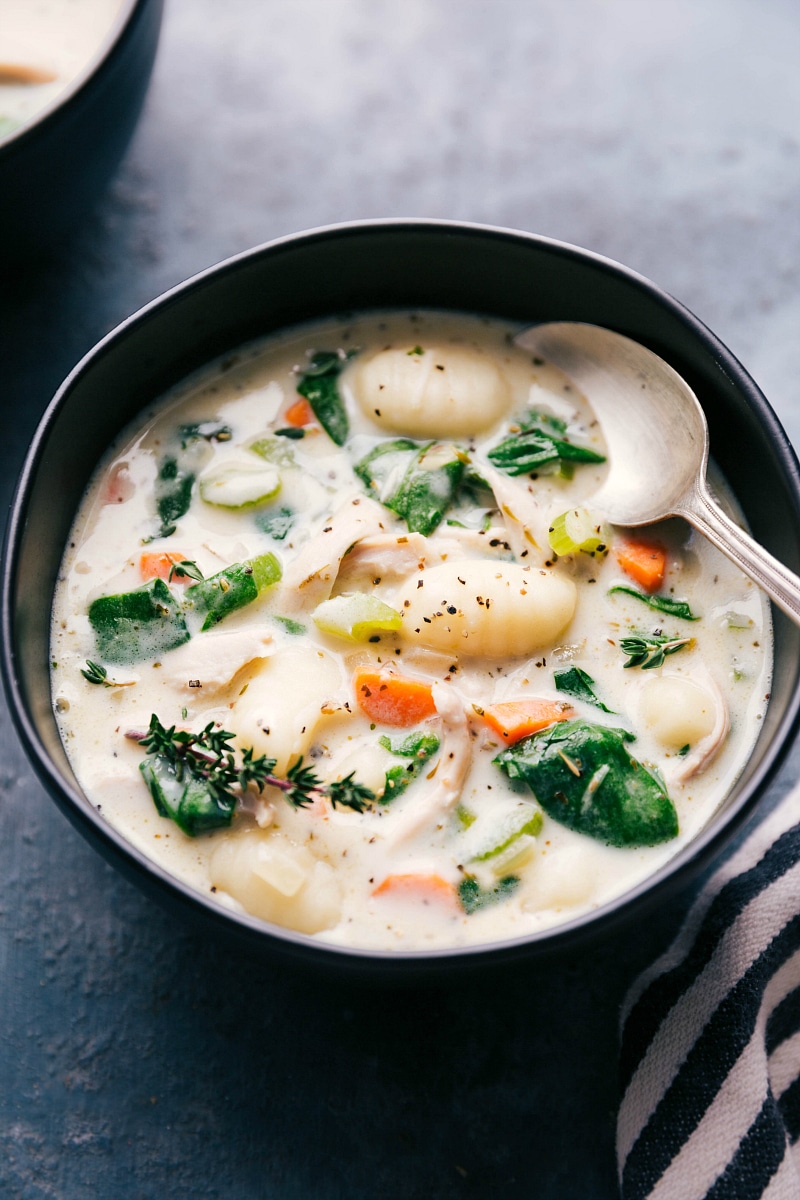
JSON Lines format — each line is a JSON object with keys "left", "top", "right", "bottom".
{"left": 680, "top": 482, "right": 800, "bottom": 626}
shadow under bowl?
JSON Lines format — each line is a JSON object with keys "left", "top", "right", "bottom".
{"left": 4, "top": 220, "right": 800, "bottom": 980}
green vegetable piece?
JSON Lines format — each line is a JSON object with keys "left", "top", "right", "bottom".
{"left": 377, "top": 732, "right": 440, "bottom": 804}
{"left": 199, "top": 464, "right": 280, "bottom": 509}
{"left": 609, "top": 585, "right": 699, "bottom": 621}
{"left": 250, "top": 436, "right": 298, "bottom": 466}
{"left": 619, "top": 631, "right": 693, "bottom": 670}
{"left": 88, "top": 578, "right": 190, "bottom": 664}
{"left": 178, "top": 421, "right": 232, "bottom": 448}
{"left": 379, "top": 732, "right": 441, "bottom": 758}
{"left": 256, "top": 507, "right": 294, "bottom": 540}
{"left": 140, "top": 754, "right": 235, "bottom": 837}
{"left": 355, "top": 439, "right": 466, "bottom": 536}
{"left": 469, "top": 806, "right": 543, "bottom": 862}
{"left": 155, "top": 456, "right": 195, "bottom": 535}
{"left": 296, "top": 351, "right": 350, "bottom": 446}
{"left": 494, "top": 718, "right": 678, "bottom": 848}
{"left": 184, "top": 552, "right": 282, "bottom": 631}
{"left": 457, "top": 874, "right": 520, "bottom": 915}
{"left": 313, "top": 593, "right": 402, "bottom": 642}
{"left": 554, "top": 666, "right": 614, "bottom": 712}
{"left": 272, "top": 615, "right": 306, "bottom": 635}
{"left": 548, "top": 508, "right": 610, "bottom": 557}
{"left": 488, "top": 422, "right": 605, "bottom": 477}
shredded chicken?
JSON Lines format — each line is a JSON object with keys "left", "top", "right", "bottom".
{"left": 335, "top": 531, "right": 429, "bottom": 586}
{"left": 475, "top": 461, "right": 550, "bottom": 564}
{"left": 675, "top": 668, "right": 730, "bottom": 783}
{"left": 389, "top": 681, "right": 472, "bottom": 844}
{"left": 237, "top": 790, "right": 277, "bottom": 829}
{"left": 160, "top": 629, "right": 273, "bottom": 695}
{"left": 280, "top": 497, "right": 388, "bottom": 610}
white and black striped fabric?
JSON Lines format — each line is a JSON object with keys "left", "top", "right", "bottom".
{"left": 618, "top": 788, "right": 800, "bottom": 1200}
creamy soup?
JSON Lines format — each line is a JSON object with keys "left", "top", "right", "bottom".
{"left": 51, "top": 311, "right": 772, "bottom": 950}
{"left": 0, "top": 0, "right": 124, "bottom": 140}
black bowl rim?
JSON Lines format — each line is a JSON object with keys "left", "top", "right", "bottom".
{"left": 5, "top": 217, "right": 800, "bottom": 972}
{"left": 0, "top": 0, "right": 149, "bottom": 157}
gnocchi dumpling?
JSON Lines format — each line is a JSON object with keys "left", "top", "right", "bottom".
{"left": 398, "top": 561, "right": 577, "bottom": 657}
{"left": 638, "top": 674, "right": 718, "bottom": 747}
{"left": 210, "top": 830, "right": 342, "bottom": 933}
{"left": 351, "top": 345, "right": 511, "bottom": 437}
{"left": 231, "top": 646, "right": 343, "bottom": 771}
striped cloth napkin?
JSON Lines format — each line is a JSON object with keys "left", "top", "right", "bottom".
{"left": 617, "top": 783, "right": 800, "bottom": 1200}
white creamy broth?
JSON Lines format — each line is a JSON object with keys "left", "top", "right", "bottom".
{"left": 0, "top": 0, "right": 124, "bottom": 139}
{"left": 51, "top": 311, "right": 772, "bottom": 951}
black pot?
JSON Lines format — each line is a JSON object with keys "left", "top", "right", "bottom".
{"left": 4, "top": 220, "right": 800, "bottom": 980}
{"left": 0, "top": 0, "right": 163, "bottom": 262}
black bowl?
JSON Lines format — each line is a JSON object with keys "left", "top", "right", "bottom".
{"left": 0, "top": 0, "right": 163, "bottom": 262}
{"left": 4, "top": 220, "right": 800, "bottom": 980}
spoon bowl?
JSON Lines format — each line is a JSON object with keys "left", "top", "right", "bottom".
{"left": 516, "top": 321, "right": 800, "bottom": 626}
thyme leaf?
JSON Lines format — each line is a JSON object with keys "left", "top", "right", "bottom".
{"left": 619, "top": 631, "right": 693, "bottom": 670}
{"left": 168, "top": 558, "right": 204, "bottom": 582}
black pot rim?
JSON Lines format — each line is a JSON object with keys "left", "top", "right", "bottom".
{"left": 5, "top": 218, "right": 800, "bottom": 976}
{"left": 0, "top": 0, "right": 148, "bottom": 159}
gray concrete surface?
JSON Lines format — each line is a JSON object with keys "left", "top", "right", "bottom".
{"left": 1, "top": 1, "right": 799, "bottom": 1196}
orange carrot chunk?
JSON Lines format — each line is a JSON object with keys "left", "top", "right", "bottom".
{"left": 284, "top": 397, "right": 315, "bottom": 427}
{"left": 354, "top": 670, "right": 437, "bottom": 726}
{"left": 372, "top": 873, "right": 457, "bottom": 907}
{"left": 140, "top": 551, "right": 189, "bottom": 582}
{"left": 481, "top": 699, "right": 574, "bottom": 744}
{"left": 615, "top": 536, "right": 667, "bottom": 593}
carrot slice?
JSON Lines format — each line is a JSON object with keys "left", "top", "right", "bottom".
{"left": 481, "top": 699, "right": 574, "bottom": 744}
{"left": 284, "top": 397, "right": 315, "bottom": 427}
{"left": 140, "top": 551, "right": 189, "bottom": 582}
{"left": 354, "top": 670, "right": 437, "bottom": 726}
{"left": 372, "top": 873, "right": 457, "bottom": 907}
{"left": 615, "top": 536, "right": 667, "bottom": 593}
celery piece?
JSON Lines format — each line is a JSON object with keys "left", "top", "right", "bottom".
{"left": 88, "top": 578, "right": 190, "bottom": 664}
{"left": 198, "top": 464, "right": 280, "bottom": 509}
{"left": 312, "top": 593, "right": 402, "bottom": 642}
{"left": 548, "top": 508, "right": 610, "bottom": 557}
{"left": 467, "top": 803, "right": 543, "bottom": 863}
{"left": 185, "top": 552, "right": 282, "bottom": 631}
{"left": 249, "top": 436, "right": 297, "bottom": 467}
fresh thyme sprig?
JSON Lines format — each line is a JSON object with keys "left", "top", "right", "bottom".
{"left": 168, "top": 558, "right": 204, "bottom": 582}
{"left": 619, "top": 630, "right": 693, "bottom": 670}
{"left": 81, "top": 659, "right": 135, "bottom": 688}
{"left": 129, "top": 714, "right": 375, "bottom": 816}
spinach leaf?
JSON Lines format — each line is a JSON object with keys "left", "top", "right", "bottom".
{"left": 494, "top": 718, "right": 678, "bottom": 847}
{"left": 355, "top": 439, "right": 466, "bottom": 536}
{"left": 609, "top": 585, "right": 699, "bottom": 621}
{"left": 155, "top": 455, "right": 195, "bottom": 536}
{"left": 488, "top": 418, "right": 605, "bottom": 477}
{"left": 457, "top": 874, "right": 520, "bottom": 914}
{"left": 378, "top": 731, "right": 440, "bottom": 803}
{"left": 553, "top": 666, "right": 614, "bottom": 712}
{"left": 296, "top": 351, "right": 351, "bottom": 446}
{"left": 88, "top": 578, "right": 190, "bottom": 664}
{"left": 256, "top": 505, "right": 294, "bottom": 540}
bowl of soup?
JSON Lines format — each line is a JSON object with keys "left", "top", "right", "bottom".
{"left": 4, "top": 220, "right": 800, "bottom": 978}
{"left": 0, "top": 0, "right": 163, "bottom": 261}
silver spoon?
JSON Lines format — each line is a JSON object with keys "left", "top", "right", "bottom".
{"left": 514, "top": 321, "right": 800, "bottom": 625}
